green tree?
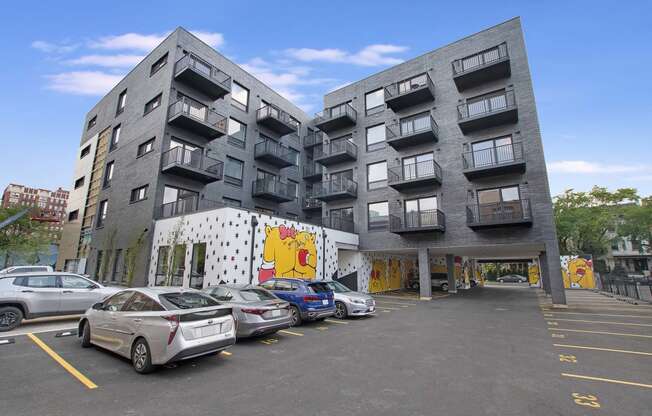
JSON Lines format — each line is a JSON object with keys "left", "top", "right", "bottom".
{"left": 0, "top": 206, "right": 51, "bottom": 268}
{"left": 553, "top": 187, "right": 639, "bottom": 256}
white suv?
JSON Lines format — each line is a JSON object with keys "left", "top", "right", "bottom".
{"left": 0, "top": 265, "right": 53, "bottom": 275}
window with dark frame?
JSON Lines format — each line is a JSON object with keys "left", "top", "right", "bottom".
{"left": 130, "top": 185, "right": 148, "bottom": 203}
{"left": 80, "top": 145, "right": 91, "bottom": 159}
{"left": 116, "top": 89, "right": 127, "bottom": 115}
{"left": 109, "top": 125, "right": 121, "bottom": 151}
{"left": 74, "top": 177, "right": 85, "bottom": 189}
{"left": 137, "top": 138, "right": 155, "bottom": 157}
{"left": 231, "top": 81, "right": 249, "bottom": 112}
{"left": 150, "top": 52, "right": 168, "bottom": 76}
{"left": 87, "top": 116, "right": 97, "bottom": 130}
{"left": 103, "top": 161, "right": 114, "bottom": 188}
{"left": 227, "top": 117, "right": 247, "bottom": 147}
{"left": 97, "top": 200, "right": 108, "bottom": 228}
{"left": 368, "top": 201, "right": 389, "bottom": 231}
{"left": 144, "top": 93, "right": 162, "bottom": 115}
{"left": 68, "top": 210, "right": 79, "bottom": 221}
{"left": 366, "top": 124, "right": 386, "bottom": 152}
{"left": 365, "top": 89, "right": 384, "bottom": 115}
{"left": 367, "top": 161, "right": 387, "bottom": 190}
{"left": 224, "top": 157, "right": 244, "bottom": 186}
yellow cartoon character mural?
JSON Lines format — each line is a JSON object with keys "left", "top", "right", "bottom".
{"left": 368, "top": 259, "right": 387, "bottom": 293}
{"left": 528, "top": 262, "right": 540, "bottom": 286}
{"left": 258, "top": 225, "right": 317, "bottom": 283}
{"left": 561, "top": 255, "right": 595, "bottom": 289}
{"left": 388, "top": 258, "right": 402, "bottom": 290}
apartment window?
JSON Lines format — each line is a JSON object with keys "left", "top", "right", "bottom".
{"left": 74, "top": 177, "right": 85, "bottom": 189}
{"left": 256, "top": 206, "right": 276, "bottom": 216}
{"left": 477, "top": 186, "right": 520, "bottom": 205}
{"left": 190, "top": 243, "right": 207, "bottom": 289}
{"left": 366, "top": 124, "right": 385, "bottom": 152}
{"left": 109, "top": 125, "right": 121, "bottom": 151}
{"left": 288, "top": 179, "right": 299, "bottom": 199}
{"left": 405, "top": 197, "right": 438, "bottom": 227}
{"left": 162, "top": 186, "right": 198, "bottom": 217}
{"left": 286, "top": 147, "right": 300, "bottom": 168}
{"left": 155, "top": 246, "right": 169, "bottom": 282}
{"left": 367, "top": 161, "right": 387, "bottom": 190}
{"left": 286, "top": 213, "right": 298, "bottom": 220}
{"left": 231, "top": 81, "right": 249, "bottom": 112}
{"left": 116, "top": 89, "right": 127, "bottom": 115}
{"left": 130, "top": 185, "right": 148, "bottom": 203}
{"left": 227, "top": 118, "right": 247, "bottom": 148}
{"left": 402, "top": 152, "right": 434, "bottom": 180}
{"left": 471, "top": 135, "right": 514, "bottom": 167}
{"left": 466, "top": 89, "right": 508, "bottom": 117}
{"left": 87, "top": 116, "right": 97, "bottom": 131}
{"left": 137, "top": 138, "right": 155, "bottom": 157}
{"left": 150, "top": 52, "right": 168, "bottom": 76}
{"left": 68, "top": 210, "right": 79, "bottom": 221}
{"left": 365, "top": 89, "right": 384, "bottom": 115}
{"left": 97, "top": 200, "right": 108, "bottom": 228}
{"left": 222, "top": 197, "right": 241, "bottom": 207}
{"left": 224, "top": 157, "right": 244, "bottom": 187}
{"left": 329, "top": 207, "right": 354, "bottom": 231}
{"left": 103, "top": 162, "right": 114, "bottom": 188}
{"left": 368, "top": 201, "right": 389, "bottom": 231}
{"left": 144, "top": 93, "right": 162, "bottom": 115}
{"left": 80, "top": 144, "right": 91, "bottom": 159}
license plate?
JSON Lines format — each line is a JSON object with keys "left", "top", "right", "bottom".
{"left": 368, "top": 307, "right": 375, "bottom": 312}
{"left": 271, "top": 309, "right": 281, "bottom": 317}
{"left": 197, "top": 324, "right": 219, "bottom": 338}
{"left": 322, "top": 299, "right": 329, "bottom": 305}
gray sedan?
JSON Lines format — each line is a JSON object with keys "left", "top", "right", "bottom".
{"left": 202, "top": 284, "right": 292, "bottom": 338}
{"left": 324, "top": 281, "right": 375, "bottom": 319}
{"left": 79, "top": 287, "right": 236, "bottom": 373}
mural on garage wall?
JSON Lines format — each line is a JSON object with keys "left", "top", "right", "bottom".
{"left": 528, "top": 260, "right": 541, "bottom": 286}
{"left": 561, "top": 255, "right": 595, "bottom": 289}
{"left": 348, "top": 252, "right": 418, "bottom": 293}
{"left": 258, "top": 225, "right": 317, "bottom": 282}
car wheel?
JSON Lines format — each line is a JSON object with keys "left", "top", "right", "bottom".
{"left": 441, "top": 283, "right": 449, "bottom": 292}
{"left": 498, "top": 279, "right": 504, "bottom": 283}
{"left": 411, "top": 282, "right": 420, "bottom": 290}
{"left": 131, "top": 338, "right": 155, "bottom": 374}
{"left": 289, "top": 306, "right": 302, "bottom": 327}
{"left": 334, "top": 301, "right": 347, "bottom": 319}
{"left": 0, "top": 306, "right": 23, "bottom": 332}
{"left": 80, "top": 320, "right": 92, "bottom": 348}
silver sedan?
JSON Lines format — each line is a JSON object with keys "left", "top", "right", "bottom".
{"left": 324, "top": 281, "right": 375, "bottom": 319}
{"left": 202, "top": 284, "right": 291, "bottom": 338}
{"left": 79, "top": 287, "right": 236, "bottom": 373}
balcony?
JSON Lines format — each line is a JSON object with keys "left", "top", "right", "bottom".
{"left": 159, "top": 196, "right": 221, "bottom": 219}
{"left": 390, "top": 209, "right": 445, "bottom": 234}
{"left": 462, "top": 142, "right": 526, "bottom": 179}
{"left": 457, "top": 90, "right": 518, "bottom": 133}
{"left": 452, "top": 43, "right": 510, "bottom": 91}
{"left": 314, "top": 103, "right": 357, "bottom": 133}
{"left": 314, "top": 140, "right": 358, "bottom": 166}
{"left": 174, "top": 53, "right": 231, "bottom": 100}
{"left": 314, "top": 178, "right": 358, "bottom": 202}
{"left": 384, "top": 73, "right": 435, "bottom": 112}
{"left": 167, "top": 97, "right": 227, "bottom": 139}
{"left": 254, "top": 139, "right": 296, "bottom": 168}
{"left": 161, "top": 147, "right": 223, "bottom": 183}
{"left": 322, "top": 216, "right": 354, "bottom": 233}
{"left": 388, "top": 160, "right": 442, "bottom": 191}
{"left": 303, "top": 131, "right": 325, "bottom": 148}
{"left": 386, "top": 112, "right": 439, "bottom": 150}
{"left": 256, "top": 104, "right": 299, "bottom": 135}
{"left": 251, "top": 178, "right": 295, "bottom": 203}
{"left": 466, "top": 199, "right": 532, "bottom": 229}
{"left": 302, "top": 196, "right": 323, "bottom": 211}
{"left": 302, "top": 162, "right": 324, "bottom": 182}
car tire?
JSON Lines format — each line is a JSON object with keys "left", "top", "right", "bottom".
{"left": 289, "top": 306, "right": 302, "bottom": 327}
{"left": 131, "top": 338, "right": 155, "bottom": 374}
{"left": 498, "top": 279, "right": 504, "bottom": 283}
{"left": 411, "top": 282, "right": 420, "bottom": 290}
{"left": 334, "top": 301, "right": 348, "bottom": 319}
{"left": 80, "top": 320, "right": 92, "bottom": 348}
{"left": 0, "top": 306, "right": 23, "bottom": 332}
{"left": 441, "top": 283, "right": 449, "bottom": 292}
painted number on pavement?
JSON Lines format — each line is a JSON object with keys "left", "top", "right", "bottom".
{"left": 572, "top": 393, "right": 600, "bottom": 408}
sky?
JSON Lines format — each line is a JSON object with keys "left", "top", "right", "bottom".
{"left": 1, "top": 0, "right": 651, "bottom": 198}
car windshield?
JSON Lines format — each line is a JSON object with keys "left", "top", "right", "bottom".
{"left": 307, "top": 282, "right": 332, "bottom": 293}
{"left": 326, "top": 281, "right": 351, "bottom": 293}
{"left": 159, "top": 292, "right": 220, "bottom": 309}
{"left": 240, "top": 289, "right": 277, "bottom": 302}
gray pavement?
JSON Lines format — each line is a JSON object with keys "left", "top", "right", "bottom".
{"left": 0, "top": 286, "right": 650, "bottom": 416}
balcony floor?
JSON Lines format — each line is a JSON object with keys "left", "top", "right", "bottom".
{"left": 257, "top": 117, "right": 297, "bottom": 135}
{"left": 314, "top": 115, "right": 356, "bottom": 133}
{"left": 453, "top": 58, "right": 511, "bottom": 91}
{"left": 254, "top": 153, "right": 295, "bottom": 168}
{"left": 314, "top": 152, "right": 357, "bottom": 166}
{"left": 161, "top": 164, "right": 222, "bottom": 183}
{"left": 468, "top": 217, "right": 533, "bottom": 230}
{"left": 168, "top": 113, "right": 225, "bottom": 139}
{"left": 252, "top": 192, "right": 294, "bottom": 203}
{"left": 315, "top": 191, "right": 357, "bottom": 202}
{"left": 458, "top": 107, "right": 518, "bottom": 134}
{"left": 388, "top": 175, "right": 441, "bottom": 191}
{"left": 385, "top": 86, "right": 435, "bottom": 112}
{"left": 390, "top": 224, "right": 445, "bottom": 234}
{"left": 174, "top": 67, "right": 230, "bottom": 100}
{"left": 387, "top": 129, "right": 438, "bottom": 150}
{"left": 463, "top": 160, "right": 526, "bottom": 180}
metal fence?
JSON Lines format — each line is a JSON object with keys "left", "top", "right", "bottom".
{"left": 600, "top": 276, "right": 652, "bottom": 302}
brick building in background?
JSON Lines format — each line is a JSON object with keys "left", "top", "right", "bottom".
{"left": 1, "top": 183, "right": 69, "bottom": 240}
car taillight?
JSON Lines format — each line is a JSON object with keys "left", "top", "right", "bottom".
{"left": 303, "top": 295, "right": 320, "bottom": 302}
{"left": 241, "top": 308, "right": 266, "bottom": 315}
{"left": 163, "top": 315, "right": 179, "bottom": 345}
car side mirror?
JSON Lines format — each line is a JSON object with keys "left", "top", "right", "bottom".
{"left": 92, "top": 302, "right": 104, "bottom": 310}
{"left": 90, "top": 284, "right": 100, "bottom": 290}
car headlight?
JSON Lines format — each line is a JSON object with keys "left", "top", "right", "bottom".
{"left": 351, "top": 298, "right": 365, "bottom": 305}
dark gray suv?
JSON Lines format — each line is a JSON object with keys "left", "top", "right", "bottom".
{"left": 0, "top": 272, "right": 120, "bottom": 331}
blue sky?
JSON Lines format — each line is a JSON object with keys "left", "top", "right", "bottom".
{"left": 1, "top": 0, "right": 651, "bottom": 198}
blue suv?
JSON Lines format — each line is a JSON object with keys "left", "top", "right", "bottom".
{"left": 259, "top": 278, "right": 335, "bottom": 326}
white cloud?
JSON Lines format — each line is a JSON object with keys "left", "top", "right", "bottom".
{"left": 45, "top": 71, "right": 124, "bottom": 95}
{"left": 64, "top": 54, "right": 145, "bottom": 68}
{"left": 89, "top": 30, "right": 224, "bottom": 52}
{"left": 31, "top": 40, "right": 78, "bottom": 54}
{"left": 191, "top": 31, "right": 225, "bottom": 49}
{"left": 284, "top": 44, "right": 408, "bottom": 67}
{"left": 547, "top": 160, "right": 648, "bottom": 174}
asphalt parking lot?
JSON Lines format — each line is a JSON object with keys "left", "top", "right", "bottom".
{"left": 1, "top": 287, "right": 650, "bottom": 416}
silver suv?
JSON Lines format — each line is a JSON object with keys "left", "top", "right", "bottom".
{"left": 0, "top": 265, "right": 53, "bottom": 275}
{"left": 0, "top": 272, "right": 120, "bottom": 331}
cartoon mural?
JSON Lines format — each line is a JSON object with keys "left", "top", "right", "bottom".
{"left": 388, "top": 258, "right": 402, "bottom": 290}
{"left": 528, "top": 261, "right": 541, "bottom": 286}
{"left": 369, "top": 259, "right": 388, "bottom": 293}
{"left": 561, "top": 255, "right": 595, "bottom": 289}
{"left": 258, "top": 225, "right": 317, "bottom": 282}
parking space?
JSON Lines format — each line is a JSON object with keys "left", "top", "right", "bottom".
{"left": 0, "top": 287, "right": 649, "bottom": 415}
{"left": 540, "top": 290, "right": 652, "bottom": 414}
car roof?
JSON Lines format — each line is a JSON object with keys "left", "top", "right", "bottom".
{"left": 137, "top": 286, "right": 202, "bottom": 295}
{"left": 210, "top": 283, "right": 257, "bottom": 290}
{"left": 0, "top": 271, "right": 88, "bottom": 277}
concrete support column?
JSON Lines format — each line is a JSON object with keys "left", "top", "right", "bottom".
{"left": 446, "top": 254, "right": 457, "bottom": 294}
{"left": 540, "top": 254, "right": 551, "bottom": 295}
{"left": 418, "top": 248, "right": 431, "bottom": 300}
{"left": 541, "top": 245, "right": 567, "bottom": 305}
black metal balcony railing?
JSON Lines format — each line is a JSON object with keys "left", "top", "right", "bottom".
{"left": 314, "top": 140, "right": 358, "bottom": 164}
{"left": 303, "top": 131, "right": 325, "bottom": 148}
{"left": 256, "top": 104, "right": 299, "bottom": 134}
{"left": 302, "top": 196, "right": 322, "bottom": 210}
{"left": 452, "top": 43, "right": 509, "bottom": 76}
{"left": 160, "top": 195, "right": 217, "bottom": 218}
{"left": 314, "top": 103, "right": 357, "bottom": 132}
{"left": 322, "top": 216, "right": 355, "bottom": 233}
{"left": 388, "top": 159, "right": 442, "bottom": 185}
{"left": 386, "top": 112, "right": 438, "bottom": 148}
{"left": 252, "top": 178, "right": 296, "bottom": 201}
{"left": 384, "top": 73, "right": 435, "bottom": 110}
{"left": 390, "top": 209, "right": 445, "bottom": 233}
{"left": 466, "top": 199, "right": 532, "bottom": 227}
{"left": 161, "top": 147, "right": 223, "bottom": 179}
{"left": 458, "top": 90, "right": 515, "bottom": 120}
{"left": 167, "top": 96, "right": 228, "bottom": 137}
{"left": 254, "top": 139, "right": 296, "bottom": 167}
{"left": 314, "top": 177, "right": 358, "bottom": 201}
{"left": 174, "top": 53, "right": 231, "bottom": 98}
{"left": 385, "top": 72, "right": 434, "bottom": 99}
{"left": 303, "top": 162, "right": 324, "bottom": 180}
{"left": 462, "top": 142, "right": 524, "bottom": 170}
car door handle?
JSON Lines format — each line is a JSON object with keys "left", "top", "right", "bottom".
{"left": 62, "top": 290, "right": 73, "bottom": 294}
{"left": 132, "top": 319, "right": 142, "bottom": 323}
{"left": 21, "top": 290, "right": 34, "bottom": 293}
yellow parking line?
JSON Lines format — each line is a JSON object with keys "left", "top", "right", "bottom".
{"left": 278, "top": 329, "right": 304, "bottom": 337}
{"left": 27, "top": 333, "right": 97, "bottom": 390}
{"left": 220, "top": 351, "right": 232, "bottom": 356}
{"left": 315, "top": 326, "right": 328, "bottom": 331}
{"left": 561, "top": 373, "right": 652, "bottom": 389}
{"left": 381, "top": 310, "right": 391, "bottom": 313}
{"left": 544, "top": 311, "right": 652, "bottom": 319}
{"left": 324, "top": 319, "right": 348, "bottom": 325}
{"left": 548, "top": 328, "right": 652, "bottom": 338}
{"left": 559, "top": 307, "right": 652, "bottom": 313}
{"left": 553, "top": 344, "right": 652, "bottom": 356}
{"left": 569, "top": 303, "right": 652, "bottom": 308}
{"left": 545, "top": 318, "right": 652, "bottom": 327}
